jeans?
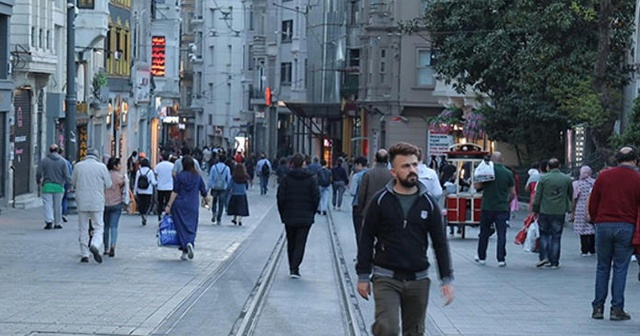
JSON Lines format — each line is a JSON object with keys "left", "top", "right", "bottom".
{"left": 210, "top": 189, "right": 228, "bottom": 222}
{"left": 42, "top": 192, "right": 64, "bottom": 225}
{"left": 537, "top": 214, "right": 565, "bottom": 265}
{"left": 592, "top": 222, "right": 635, "bottom": 309}
{"left": 477, "top": 210, "right": 509, "bottom": 262}
{"left": 260, "top": 175, "right": 269, "bottom": 195}
{"left": 372, "top": 276, "right": 431, "bottom": 336}
{"left": 285, "top": 225, "right": 312, "bottom": 273}
{"left": 318, "top": 186, "right": 330, "bottom": 212}
{"left": 332, "top": 181, "right": 346, "bottom": 208}
{"left": 352, "top": 207, "right": 363, "bottom": 246}
{"left": 103, "top": 203, "right": 123, "bottom": 249}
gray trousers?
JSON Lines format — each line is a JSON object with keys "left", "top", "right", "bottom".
{"left": 372, "top": 276, "right": 431, "bottom": 336}
{"left": 42, "top": 192, "right": 64, "bottom": 225}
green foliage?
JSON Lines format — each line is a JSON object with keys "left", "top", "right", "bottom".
{"left": 91, "top": 72, "right": 108, "bottom": 99}
{"left": 411, "top": 0, "right": 636, "bottom": 162}
{"left": 616, "top": 95, "right": 640, "bottom": 148}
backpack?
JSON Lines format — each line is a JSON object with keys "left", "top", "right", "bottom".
{"left": 261, "top": 162, "right": 270, "bottom": 177}
{"left": 137, "top": 169, "right": 151, "bottom": 189}
{"left": 211, "top": 165, "right": 227, "bottom": 190}
{"left": 318, "top": 168, "right": 331, "bottom": 187}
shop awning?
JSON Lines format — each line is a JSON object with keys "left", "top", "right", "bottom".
{"left": 284, "top": 102, "right": 341, "bottom": 119}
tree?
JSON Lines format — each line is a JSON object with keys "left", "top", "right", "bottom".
{"left": 404, "top": 0, "right": 636, "bottom": 165}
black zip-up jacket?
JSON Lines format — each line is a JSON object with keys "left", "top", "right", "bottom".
{"left": 356, "top": 180, "right": 454, "bottom": 284}
{"left": 277, "top": 168, "right": 320, "bottom": 226}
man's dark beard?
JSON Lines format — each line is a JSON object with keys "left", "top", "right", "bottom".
{"left": 398, "top": 174, "right": 418, "bottom": 188}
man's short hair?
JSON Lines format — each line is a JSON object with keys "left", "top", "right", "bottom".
{"left": 291, "top": 153, "right": 305, "bottom": 168}
{"left": 548, "top": 158, "right": 560, "bottom": 169}
{"left": 375, "top": 149, "right": 389, "bottom": 163}
{"left": 354, "top": 156, "right": 368, "bottom": 167}
{"left": 49, "top": 144, "right": 59, "bottom": 153}
{"left": 389, "top": 142, "right": 419, "bottom": 165}
{"left": 615, "top": 146, "right": 638, "bottom": 164}
{"left": 321, "top": 159, "right": 327, "bottom": 166}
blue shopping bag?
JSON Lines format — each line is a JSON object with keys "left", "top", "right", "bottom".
{"left": 157, "top": 214, "right": 180, "bottom": 247}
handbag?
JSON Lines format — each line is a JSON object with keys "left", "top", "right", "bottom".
{"left": 157, "top": 214, "right": 180, "bottom": 247}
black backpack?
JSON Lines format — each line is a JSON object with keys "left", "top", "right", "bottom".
{"left": 261, "top": 162, "right": 270, "bottom": 177}
{"left": 137, "top": 170, "right": 150, "bottom": 189}
{"left": 317, "top": 168, "right": 331, "bottom": 187}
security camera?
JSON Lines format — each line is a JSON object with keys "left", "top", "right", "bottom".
{"left": 67, "top": 2, "right": 75, "bottom": 9}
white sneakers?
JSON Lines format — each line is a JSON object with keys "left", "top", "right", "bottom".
{"left": 474, "top": 256, "right": 486, "bottom": 265}
{"left": 498, "top": 261, "right": 506, "bottom": 267}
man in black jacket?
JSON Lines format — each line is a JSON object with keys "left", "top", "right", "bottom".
{"left": 277, "top": 153, "right": 320, "bottom": 278}
{"left": 357, "top": 142, "right": 454, "bottom": 335}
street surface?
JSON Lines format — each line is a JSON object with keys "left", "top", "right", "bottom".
{"left": 1, "top": 186, "right": 640, "bottom": 335}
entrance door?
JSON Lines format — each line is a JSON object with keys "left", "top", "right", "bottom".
{"left": 13, "top": 89, "right": 32, "bottom": 196}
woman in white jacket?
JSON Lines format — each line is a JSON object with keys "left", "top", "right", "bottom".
{"left": 134, "top": 158, "right": 157, "bottom": 225}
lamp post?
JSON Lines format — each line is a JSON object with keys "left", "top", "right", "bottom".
{"left": 65, "top": 0, "right": 77, "bottom": 162}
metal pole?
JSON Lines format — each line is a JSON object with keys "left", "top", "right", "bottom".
{"left": 65, "top": 0, "right": 77, "bottom": 162}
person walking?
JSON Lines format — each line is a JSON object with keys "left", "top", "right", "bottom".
{"left": 588, "top": 146, "right": 640, "bottom": 321}
{"left": 473, "top": 152, "right": 516, "bottom": 267}
{"left": 277, "top": 153, "right": 320, "bottom": 278}
{"left": 134, "top": 158, "right": 157, "bottom": 226}
{"left": 36, "top": 144, "right": 72, "bottom": 230}
{"left": 72, "top": 148, "right": 112, "bottom": 263}
{"left": 208, "top": 153, "right": 231, "bottom": 225}
{"left": 126, "top": 151, "right": 138, "bottom": 190}
{"left": 155, "top": 152, "right": 174, "bottom": 220}
{"left": 331, "top": 158, "right": 349, "bottom": 211}
{"left": 228, "top": 163, "right": 250, "bottom": 226}
{"left": 532, "top": 158, "right": 573, "bottom": 269}
{"left": 164, "top": 156, "right": 208, "bottom": 261}
{"left": 58, "top": 147, "right": 73, "bottom": 223}
{"left": 570, "top": 165, "right": 596, "bottom": 256}
{"left": 357, "top": 149, "right": 392, "bottom": 216}
{"left": 103, "top": 157, "right": 129, "bottom": 257}
{"left": 356, "top": 142, "right": 454, "bottom": 335}
{"left": 245, "top": 154, "right": 256, "bottom": 189}
{"left": 256, "top": 153, "right": 272, "bottom": 195}
{"left": 348, "top": 156, "right": 368, "bottom": 245}
{"left": 172, "top": 146, "right": 203, "bottom": 176}
{"left": 316, "top": 159, "right": 332, "bottom": 215}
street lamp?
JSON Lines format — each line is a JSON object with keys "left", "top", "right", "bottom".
{"left": 65, "top": 0, "right": 77, "bottom": 162}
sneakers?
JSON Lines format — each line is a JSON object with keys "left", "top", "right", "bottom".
{"left": 211, "top": 216, "right": 216, "bottom": 223}
{"left": 610, "top": 307, "right": 631, "bottom": 321}
{"left": 497, "top": 261, "right": 506, "bottom": 267}
{"left": 592, "top": 306, "right": 604, "bottom": 319}
{"left": 186, "top": 243, "right": 194, "bottom": 260}
{"left": 536, "top": 259, "right": 550, "bottom": 268}
{"left": 141, "top": 215, "right": 147, "bottom": 226}
{"left": 54, "top": 224, "right": 63, "bottom": 229}
{"left": 474, "top": 256, "right": 486, "bottom": 265}
{"left": 549, "top": 264, "right": 560, "bottom": 269}
{"left": 180, "top": 252, "right": 188, "bottom": 261}
{"left": 80, "top": 257, "right": 89, "bottom": 263}
{"left": 290, "top": 270, "right": 301, "bottom": 279}
{"left": 44, "top": 222, "right": 53, "bottom": 230}
{"left": 62, "top": 215, "right": 68, "bottom": 223}
{"left": 89, "top": 245, "right": 103, "bottom": 264}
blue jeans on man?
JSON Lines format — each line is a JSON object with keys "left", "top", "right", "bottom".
{"left": 592, "top": 222, "right": 635, "bottom": 310}
{"left": 210, "top": 189, "right": 228, "bottom": 224}
{"left": 538, "top": 214, "right": 565, "bottom": 266}
{"left": 477, "top": 210, "right": 509, "bottom": 262}
{"left": 260, "top": 175, "right": 269, "bottom": 195}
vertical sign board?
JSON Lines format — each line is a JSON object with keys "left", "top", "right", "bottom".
{"left": 427, "top": 130, "right": 453, "bottom": 158}
{"left": 13, "top": 89, "right": 32, "bottom": 195}
{"left": 151, "top": 36, "right": 166, "bottom": 77}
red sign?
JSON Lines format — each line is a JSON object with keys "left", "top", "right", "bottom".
{"left": 265, "top": 87, "right": 272, "bottom": 106}
{"left": 151, "top": 36, "right": 166, "bottom": 76}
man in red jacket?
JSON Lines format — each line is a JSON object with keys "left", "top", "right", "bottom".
{"left": 588, "top": 146, "right": 640, "bottom": 321}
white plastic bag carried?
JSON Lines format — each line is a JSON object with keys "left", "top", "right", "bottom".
{"left": 474, "top": 159, "right": 495, "bottom": 183}
{"left": 523, "top": 221, "right": 539, "bottom": 252}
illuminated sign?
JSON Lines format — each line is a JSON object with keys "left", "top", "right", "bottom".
{"left": 151, "top": 36, "right": 166, "bottom": 77}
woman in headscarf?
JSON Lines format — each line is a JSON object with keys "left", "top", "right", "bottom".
{"left": 164, "top": 156, "right": 208, "bottom": 260}
{"left": 570, "top": 165, "right": 596, "bottom": 256}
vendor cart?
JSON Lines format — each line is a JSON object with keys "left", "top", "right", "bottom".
{"left": 443, "top": 143, "right": 488, "bottom": 238}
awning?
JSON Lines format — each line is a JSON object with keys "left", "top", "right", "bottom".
{"left": 284, "top": 102, "right": 341, "bottom": 119}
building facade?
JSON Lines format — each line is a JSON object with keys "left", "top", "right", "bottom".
{"left": 0, "top": 0, "right": 14, "bottom": 208}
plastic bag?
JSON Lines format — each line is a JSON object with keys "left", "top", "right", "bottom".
{"left": 474, "top": 160, "right": 495, "bottom": 183}
{"left": 157, "top": 214, "right": 180, "bottom": 247}
{"left": 523, "top": 221, "right": 539, "bottom": 252}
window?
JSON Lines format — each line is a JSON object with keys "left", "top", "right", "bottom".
{"left": 281, "top": 20, "right": 293, "bottom": 43}
{"left": 281, "top": 62, "right": 292, "bottom": 84}
{"left": 417, "top": 49, "right": 436, "bottom": 86}
{"left": 209, "top": 46, "right": 214, "bottom": 66}
{"left": 249, "top": 6, "right": 254, "bottom": 31}
{"left": 348, "top": 49, "right": 360, "bottom": 67}
{"left": 379, "top": 48, "right": 386, "bottom": 84}
{"left": 349, "top": 1, "right": 359, "bottom": 26}
{"left": 47, "top": 30, "right": 51, "bottom": 50}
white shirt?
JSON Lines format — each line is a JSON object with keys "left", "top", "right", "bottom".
{"left": 134, "top": 166, "right": 157, "bottom": 195}
{"left": 155, "top": 160, "right": 174, "bottom": 191}
{"left": 418, "top": 163, "right": 443, "bottom": 201}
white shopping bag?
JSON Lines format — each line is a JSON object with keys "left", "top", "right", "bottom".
{"left": 474, "top": 160, "right": 495, "bottom": 183}
{"left": 523, "top": 221, "right": 539, "bottom": 252}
